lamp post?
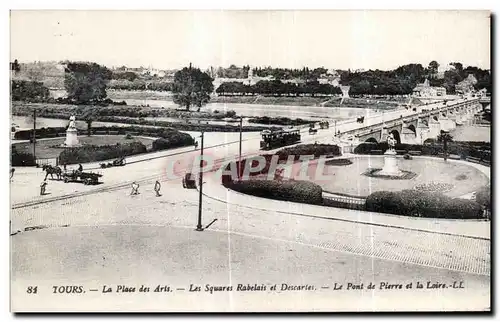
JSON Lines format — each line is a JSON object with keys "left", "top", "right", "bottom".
{"left": 238, "top": 116, "right": 243, "bottom": 180}
{"left": 334, "top": 120, "right": 337, "bottom": 136}
{"left": 196, "top": 131, "right": 205, "bottom": 232}
{"left": 32, "top": 109, "right": 36, "bottom": 164}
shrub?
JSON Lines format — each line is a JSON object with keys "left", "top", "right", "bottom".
{"left": 11, "top": 147, "right": 36, "bottom": 166}
{"left": 475, "top": 186, "right": 491, "bottom": 211}
{"left": 58, "top": 142, "right": 147, "bottom": 164}
{"left": 225, "top": 110, "right": 237, "bottom": 118}
{"left": 226, "top": 179, "right": 323, "bottom": 205}
{"left": 455, "top": 174, "right": 468, "bottom": 181}
{"left": 151, "top": 131, "right": 195, "bottom": 151}
{"left": 366, "top": 189, "right": 483, "bottom": 219}
{"left": 277, "top": 144, "right": 341, "bottom": 160}
{"left": 403, "top": 154, "right": 412, "bottom": 160}
{"left": 124, "top": 133, "right": 133, "bottom": 140}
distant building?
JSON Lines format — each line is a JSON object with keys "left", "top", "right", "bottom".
{"left": 413, "top": 79, "right": 447, "bottom": 97}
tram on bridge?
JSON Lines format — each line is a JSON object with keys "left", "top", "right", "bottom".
{"left": 260, "top": 128, "right": 301, "bottom": 150}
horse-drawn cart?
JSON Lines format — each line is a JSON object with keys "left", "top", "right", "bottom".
{"left": 62, "top": 170, "right": 102, "bottom": 185}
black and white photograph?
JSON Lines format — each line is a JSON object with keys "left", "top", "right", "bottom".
{"left": 9, "top": 9, "right": 491, "bottom": 312}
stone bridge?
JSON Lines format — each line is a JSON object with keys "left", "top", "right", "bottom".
{"left": 344, "top": 98, "right": 482, "bottom": 145}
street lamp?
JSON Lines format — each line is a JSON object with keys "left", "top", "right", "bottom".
{"left": 196, "top": 131, "right": 205, "bottom": 232}
{"left": 238, "top": 116, "right": 243, "bottom": 180}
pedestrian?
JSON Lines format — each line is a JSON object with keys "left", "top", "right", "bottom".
{"left": 194, "top": 141, "right": 199, "bottom": 150}
{"left": 10, "top": 168, "right": 15, "bottom": 180}
{"left": 63, "top": 163, "right": 67, "bottom": 172}
{"left": 40, "top": 179, "right": 47, "bottom": 196}
{"left": 154, "top": 180, "right": 161, "bottom": 197}
{"left": 131, "top": 181, "right": 140, "bottom": 195}
{"left": 78, "top": 163, "right": 83, "bottom": 172}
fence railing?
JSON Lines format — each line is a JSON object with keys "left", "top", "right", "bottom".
{"left": 323, "top": 193, "right": 366, "bottom": 210}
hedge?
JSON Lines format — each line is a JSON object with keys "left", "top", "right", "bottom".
{"left": 276, "top": 144, "right": 341, "bottom": 159}
{"left": 226, "top": 179, "right": 323, "bottom": 205}
{"left": 475, "top": 186, "right": 491, "bottom": 211}
{"left": 58, "top": 142, "right": 147, "bottom": 164}
{"left": 14, "top": 125, "right": 196, "bottom": 142}
{"left": 365, "top": 190, "right": 483, "bottom": 219}
{"left": 354, "top": 142, "right": 491, "bottom": 161}
{"left": 152, "top": 131, "right": 195, "bottom": 151}
{"left": 11, "top": 147, "right": 36, "bottom": 166}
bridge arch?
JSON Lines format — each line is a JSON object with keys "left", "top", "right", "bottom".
{"left": 389, "top": 129, "right": 401, "bottom": 144}
{"left": 365, "top": 137, "right": 378, "bottom": 143}
{"left": 433, "top": 115, "right": 439, "bottom": 122}
{"left": 408, "top": 124, "right": 416, "bottom": 134}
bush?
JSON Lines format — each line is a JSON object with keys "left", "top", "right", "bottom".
{"left": 455, "top": 174, "right": 468, "bottom": 181}
{"left": 366, "top": 189, "right": 483, "bottom": 219}
{"left": 277, "top": 144, "right": 341, "bottom": 160}
{"left": 11, "top": 147, "right": 36, "bottom": 166}
{"left": 225, "top": 110, "right": 237, "bottom": 118}
{"left": 226, "top": 179, "right": 323, "bottom": 205}
{"left": 151, "top": 131, "right": 195, "bottom": 151}
{"left": 475, "top": 186, "right": 491, "bottom": 211}
{"left": 124, "top": 133, "right": 133, "bottom": 140}
{"left": 58, "top": 142, "right": 147, "bottom": 164}
{"left": 403, "top": 154, "right": 412, "bottom": 160}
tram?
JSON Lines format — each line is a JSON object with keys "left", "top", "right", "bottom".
{"left": 260, "top": 128, "right": 301, "bottom": 150}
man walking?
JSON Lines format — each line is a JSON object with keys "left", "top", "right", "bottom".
{"left": 131, "top": 181, "right": 140, "bottom": 195}
{"left": 154, "top": 180, "right": 161, "bottom": 197}
{"left": 40, "top": 179, "right": 47, "bottom": 196}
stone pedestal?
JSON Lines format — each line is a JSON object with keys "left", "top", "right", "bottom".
{"left": 64, "top": 128, "right": 80, "bottom": 147}
{"left": 378, "top": 150, "right": 403, "bottom": 176}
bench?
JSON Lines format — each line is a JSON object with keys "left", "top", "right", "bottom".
{"left": 408, "top": 150, "right": 422, "bottom": 156}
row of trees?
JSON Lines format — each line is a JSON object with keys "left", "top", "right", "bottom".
{"left": 341, "top": 61, "right": 491, "bottom": 96}
{"left": 216, "top": 80, "right": 342, "bottom": 97}
{"left": 108, "top": 79, "right": 174, "bottom": 91}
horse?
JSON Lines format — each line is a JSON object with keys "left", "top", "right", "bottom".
{"left": 42, "top": 165, "right": 62, "bottom": 180}
{"left": 356, "top": 116, "right": 365, "bottom": 123}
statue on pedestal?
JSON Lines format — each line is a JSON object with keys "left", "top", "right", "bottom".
{"left": 387, "top": 133, "right": 396, "bottom": 152}
{"left": 64, "top": 115, "right": 80, "bottom": 147}
{"left": 68, "top": 115, "right": 77, "bottom": 130}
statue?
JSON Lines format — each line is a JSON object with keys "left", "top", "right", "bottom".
{"left": 63, "top": 115, "right": 80, "bottom": 147}
{"left": 68, "top": 115, "right": 77, "bottom": 130}
{"left": 387, "top": 133, "right": 396, "bottom": 151}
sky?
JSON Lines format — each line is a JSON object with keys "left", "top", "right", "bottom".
{"left": 10, "top": 10, "right": 491, "bottom": 71}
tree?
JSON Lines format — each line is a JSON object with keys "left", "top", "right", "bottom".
{"left": 428, "top": 61, "right": 440, "bottom": 77}
{"left": 437, "top": 130, "right": 453, "bottom": 161}
{"left": 64, "top": 62, "right": 112, "bottom": 104}
{"left": 80, "top": 107, "right": 98, "bottom": 136}
{"left": 172, "top": 65, "right": 214, "bottom": 111}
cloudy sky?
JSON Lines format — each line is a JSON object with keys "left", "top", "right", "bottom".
{"left": 10, "top": 10, "right": 491, "bottom": 70}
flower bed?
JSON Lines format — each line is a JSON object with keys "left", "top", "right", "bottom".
{"left": 414, "top": 182, "right": 455, "bottom": 193}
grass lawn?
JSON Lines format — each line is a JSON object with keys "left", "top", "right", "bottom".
{"left": 12, "top": 135, "right": 156, "bottom": 159}
{"left": 294, "top": 156, "right": 489, "bottom": 198}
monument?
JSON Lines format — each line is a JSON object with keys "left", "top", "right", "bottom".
{"left": 377, "top": 133, "right": 403, "bottom": 176}
{"left": 64, "top": 115, "right": 80, "bottom": 147}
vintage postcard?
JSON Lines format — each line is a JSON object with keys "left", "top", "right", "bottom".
{"left": 9, "top": 10, "right": 491, "bottom": 312}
